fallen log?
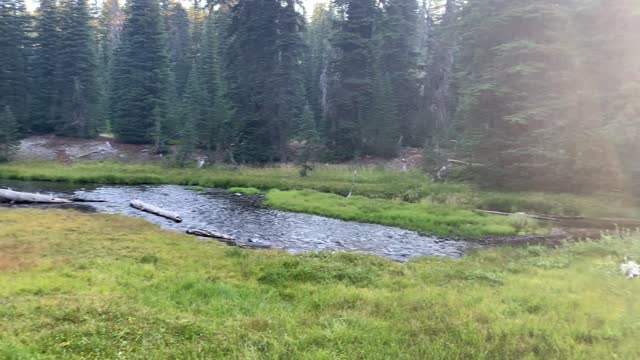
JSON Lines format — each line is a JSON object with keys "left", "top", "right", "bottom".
{"left": 474, "top": 209, "right": 584, "bottom": 222}
{"left": 69, "top": 197, "right": 107, "bottom": 203}
{"left": 0, "top": 189, "right": 72, "bottom": 204}
{"left": 72, "top": 142, "right": 115, "bottom": 160}
{"left": 186, "top": 229, "right": 271, "bottom": 249}
{"left": 130, "top": 200, "right": 182, "bottom": 222}
{"left": 447, "top": 159, "right": 484, "bottom": 166}
{"left": 436, "top": 159, "right": 485, "bottom": 181}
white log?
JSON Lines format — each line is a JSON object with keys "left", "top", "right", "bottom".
{"left": 187, "top": 229, "right": 235, "bottom": 242}
{"left": 186, "top": 229, "right": 271, "bottom": 249}
{"left": 446, "top": 159, "right": 484, "bottom": 166}
{"left": 473, "top": 209, "right": 584, "bottom": 221}
{"left": 0, "top": 189, "right": 72, "bottom": 204}
{"left": 130, "top": 200, "right": 182, "bottom": 222}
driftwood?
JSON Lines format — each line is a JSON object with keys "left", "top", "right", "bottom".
{"left": 474, "top": 209, "right": 584, "bottom": 222}
{"left": 130, "top": 200, "right": 182, "bottom": 222}
{"left": 69, "top": 197, "right": 107, "bottom": 203}
{"left": 0, "top": 189, "right": 72, "bottom": 204}
{"left": 72, "top": 142, "right": 115, "bottom": 160}
{"left": 436, "top": 159, "right": 484, "bottom": 181}
{"left": 186, "top": 229, "right": 271, "bottom": 249}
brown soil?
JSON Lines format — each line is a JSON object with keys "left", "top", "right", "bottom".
{"left": 16, "top": 135, "right": 161, "bottom": 162}
{"left": 0, "top": 241, "right": 38, "bottom": 271}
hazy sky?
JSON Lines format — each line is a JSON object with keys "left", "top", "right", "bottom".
{"left": 25, "top": 0, "right": 325, "bottom": 15}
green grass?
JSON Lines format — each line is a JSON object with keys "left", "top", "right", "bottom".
{"left": 1, "top": 209, "right": 639, "bottom": 359}
{"left": 476, "top": 191, "right": 640, "bottom": 219}
{"left": 265, "top": 189, "right": 530, "bottom": 236}
{"left": 0, "top": 161, "right": 464, "bottom": 199}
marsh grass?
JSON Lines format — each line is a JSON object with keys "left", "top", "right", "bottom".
{"left": 0, "top": 161, "right": 461, "bottom": 199}
{"left": 1, "top": 209, "right": 639, "bottom": 359}
{"left": 265, "top": 189, "right": 527, "bottom": 236}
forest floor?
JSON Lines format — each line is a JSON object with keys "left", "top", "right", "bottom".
{"left": 1, "top": 209, "right": 639, "bottom": 359}
{"left": 15, "top": 135, "right": 161, "bottom": 162}
{"left": 1, "top": 160, "right": 640, "bottom": 237}
{"left": 15, "top": 135, "right": 425, "bottom": 170}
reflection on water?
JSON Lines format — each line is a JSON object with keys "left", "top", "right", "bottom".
{"left": 1, "top": 179, "right": 470, "bottom": 261}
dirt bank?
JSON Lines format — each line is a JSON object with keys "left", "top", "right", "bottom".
{"left": 15, "top": 135, "right": 162, "bottom": 162}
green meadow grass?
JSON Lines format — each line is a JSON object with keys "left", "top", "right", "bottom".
{"left": 0, "top": 209, "right": 639, "bottom": 359}
{"left": 265, "top": 189, "right": 527, "bottom": 236}
{"left": 0, "top": 161, "right": 463, "bottom": 199}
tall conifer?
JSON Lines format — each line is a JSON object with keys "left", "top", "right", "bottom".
{"left": 111, "top": 0, "right": 169, "bottom": 144}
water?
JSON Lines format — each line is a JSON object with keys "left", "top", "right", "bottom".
{"left": 0, "top": 180, "right": 470, "bottom": 261}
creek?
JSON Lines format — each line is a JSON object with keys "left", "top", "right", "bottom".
{"left": 1, "top": 180, "right": 471, "bottom": 261}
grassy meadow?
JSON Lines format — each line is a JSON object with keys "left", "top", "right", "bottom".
{"left": 0, "top": 209, "right": 639, "bottom": 359}
{"left": 264, "top": 189, "right": 533, "bottom": 236}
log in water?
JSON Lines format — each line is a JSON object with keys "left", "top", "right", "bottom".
{"left": 130, "top": 199, "right": 182, "bottom": 222}
{"left": 187, "top": 229, "right": 271, "bottom": 249}
{"left": 0, "top": 188, "right": 72, "bottom": 204}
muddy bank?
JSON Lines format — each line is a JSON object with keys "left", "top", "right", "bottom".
{"left": 15, "top": 135, "right": 161, "bottom": 162}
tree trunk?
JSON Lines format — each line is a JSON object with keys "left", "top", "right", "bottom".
{"left": 0, "top": 189, "right": 72, "bottom": 204}
{"left": 130, "top": 200, "right": 182, "bottom": 222}
{"left": 186, "top": 229, "right": 271, "bottom": 249}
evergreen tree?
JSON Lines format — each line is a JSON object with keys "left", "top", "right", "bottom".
{"left": 188, "top": 0, "right": 206, "bottom": 62}
{"left": 292, "top": 104, "right": 318, "bottom": 142}
{"left": 0, "top": 106, "right": 19, "bottom": 162}
{"left": 366, "top": 65, "right": 399, "bottom": 157}
{"left": 56, "top": 0, "right": 100, "bottom": 137}
{"left": 166, "top": 2, "right": 191, "bottom": 98}
{"left": 199, "top": 10, "right": 235, "bottom": 159}
{"left": 304, "top": 4, "right": 332, "bottom": 135}
{"left": 378, "top": 0, "right": 419, "bottom": 146}
{"left": 95, "top": 0, "right": 123, "bottom": 133}
{"left": 111, "top": 0, "right": 169, "bottom": 144}
{"left": 0, "top": 0, "right": 31, "bottom": 132}
{"left": 176, "top": 68, "right": 203, "bottom": 166}
{"left": 451, "top": 0, "right": 577, "bottom": 188}
{"left": 446, "top": 0, "right": 627, "bottom": 191}
{"left": 422, "top": 0, "right": 460, "bottom": 138}
{"left": 31, "top": 0, "right": 60, "bottom": 134}
{"left": 271, "top": 0, "right": 307, "bottom": 161}
{"left": 325, "top": 0, "right": 377, "bottom": 160}
{"left": 227, "top": 0, "right": 281, "bottom": 162}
